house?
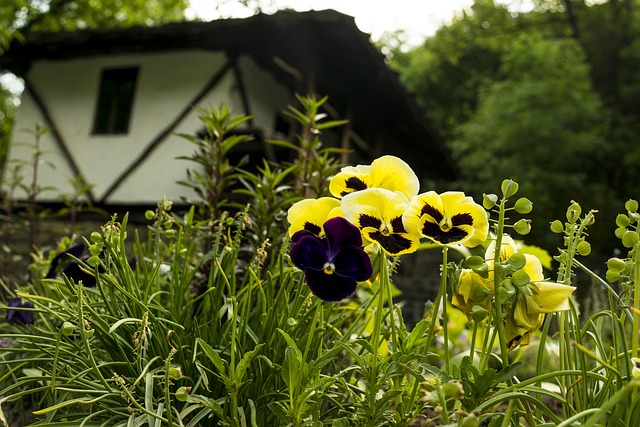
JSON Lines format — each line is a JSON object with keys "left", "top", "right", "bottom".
{"left": 0, "top": 9, "right": 456, "bottom": 209}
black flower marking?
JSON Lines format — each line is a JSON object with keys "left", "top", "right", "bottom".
{"left": 390, "top": 216, "right": 406, "bottom": 233}
{"left": 422, "top": 222, "right": 469, "bottom": 244}
{"left": 452, "top": 212, "right": 473, "bottom": 226}
{"left": 369, "top": 231, "right": 413, "bottom": 255}
{"left": 341, "top": 177, "right": 368, "bottom": 196}
{"left": 420, "top": 203, "right": 443, "bottom": 223}
{"left": 359, "top": 214, "right": 382, "bottom": 229}
{"left": 303, "top": 221, "right": 322, "bottom": 236}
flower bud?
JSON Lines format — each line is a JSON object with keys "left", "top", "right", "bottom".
{"left": 513, "top": 219, "right": 531, "bottom": 235}
{"left": 622, "top": 231, "right": 640, "bottom": 248}
{"left": 576, "top": 241, "right": 591, "bottom": 256}
{"left": 460, "top": 414, "right": 480, "bottom": 427}
{"left": 483, "top": 193, "right": 498, "bottom": 210}
{"left": 550, "top": 220, "right": 564, "bottom": 234}
{"left": 514, "top": 197, "right": 533, "bottom": 214}
{"left": 501, "top": 179, "right": 519, "bottom": 198}
{"left": 626, "top": 199, "right": 639, "bottom": 213}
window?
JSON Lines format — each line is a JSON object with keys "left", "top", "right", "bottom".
{"left": 92, "top": 67, "right": 139, "bottom": 134}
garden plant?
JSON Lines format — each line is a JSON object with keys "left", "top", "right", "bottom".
{"left": 1, "top": 97, "right": 640, "bottom": 426}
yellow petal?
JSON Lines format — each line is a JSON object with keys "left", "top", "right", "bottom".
{"left": 369, "top": 155, "right": 420, "bottom": 199}
{"left": 530, "top": 281, "right": 575, "bottom": 313}
{"left": 522, "top": 254, "right": 545, "bottom": 282}
{"left": 329, "top": 165, "right": 372, "bottom": 198}
{"left": 485, "top": 235, "right": 519, "bottom": 263}
{"left": 287, "top": 197, "right": 342, "bottom": 237}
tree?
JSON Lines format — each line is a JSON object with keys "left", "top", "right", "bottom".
{"left": 454, "top": 37, "right": 606, "bottom": 248}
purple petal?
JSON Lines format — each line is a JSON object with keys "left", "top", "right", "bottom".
{"left": 291, "top": 229, "right": 316, "bottom": 244}
{"left": 6, "top": 298, "right": 34, "bottom": 325}
{"left": 303, "top": 268, "right": 358, "bottom": 302}
{"left": 46, "top": 243, "right": 87, "bottom": 279}
{"left": 290, "top": 234, "right": 328, "bottom": 271}
{"left": 333, "top": 246, "right": 373, "bottom": 282}
{"left": 324, "top": 217, "right": 363, "bottom": 254}
{"left": 62, "top": 262, "right": 97, "bottom": 287}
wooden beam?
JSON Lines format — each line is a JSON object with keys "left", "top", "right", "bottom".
{"left": 23, "top": 77, "right": 96, "bottom": 203}
{"left": 99, "top": 60, "right": 234, "bottom": 203}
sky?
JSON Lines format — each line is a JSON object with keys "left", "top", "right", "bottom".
{"left": 186, "top": 0, "right": 477, "bottom": 47}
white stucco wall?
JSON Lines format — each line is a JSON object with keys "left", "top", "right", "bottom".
{"left": 5, "top": 50, "right": 293, "bottom": 205}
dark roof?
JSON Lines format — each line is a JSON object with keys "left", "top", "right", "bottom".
{"left": 0, "top": 9, "right": 457, "bottom": 180}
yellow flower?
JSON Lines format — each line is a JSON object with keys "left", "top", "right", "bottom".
{"left": 506, "top": 280, "right": 575, "bottom": 349}
{"left": 287, "top": 197, "right": 342, "bottom": 238}
{"left": 452, "top": 269, "right": 494, "bottom": 317}
{"left": 404, "top": 191, "right": 489, "bottom": 247}
{"left": 341, "top": 188, "right": 420, "bottom": 256}
{"left": 632, "top": 357, "right": 640, "bottom": 379}
{"left": 329, "top": 155, "right": 419, "bottom": 200}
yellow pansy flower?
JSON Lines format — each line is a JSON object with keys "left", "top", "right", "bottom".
{"left": 452, "top": 268, "right": 494, "bottom": 317}
{"left": 340, "top": 188, "right": 420, "bottom": 256}
{"left": 404, "top": 191, "right": 489, "bottom": 247}
{"left": 287, "top": 197, "right": 342, "bottom": 238}
{"left": 330, "top": 155, "right": 419, "bottom": 200}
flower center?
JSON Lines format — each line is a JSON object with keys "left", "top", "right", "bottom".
{"left": 323, "top": 262, "right": 336, "bottom": 274}
{"left": 381, "top": 223, "right": 391, "bottom": 236}
{"left": 440, "top": 218, "right": 451, "bottom": 232}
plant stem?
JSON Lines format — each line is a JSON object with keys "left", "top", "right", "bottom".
{"left": 492, "top": 201, "right": 509, "bottom": 368}
{"left": 440, "top": 246, "right": 450, "bottom": 372}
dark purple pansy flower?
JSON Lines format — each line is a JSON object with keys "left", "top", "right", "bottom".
{"left": 290, "top": 216, "right": 373, "bottom": 302}
{"left": 46, "top": 243, "right": 97, "bottom": 287}
{"left": 6, "top": 297, "right": 34, "bottom": 325}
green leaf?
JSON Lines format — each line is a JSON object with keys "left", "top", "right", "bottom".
{"left": 196, "top": 338, "right": 226, "bottom": 374}
{"left": 282, "top": 346, "right": 303, "bottom": 392}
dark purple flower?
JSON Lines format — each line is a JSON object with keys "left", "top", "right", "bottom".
{"left": 45, "top": 243, "right": 97, "bottom": 286}
{"left": 290, "top": 216, "right": 373, "bottom": 302}
{"left": 6, "top": 297, "right": 34, "bottom": 325}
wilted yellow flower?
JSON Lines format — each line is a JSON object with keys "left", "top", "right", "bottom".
{"left": 404, "top": 191, "right": 489, "bottom": 248}
{"left": 329, "top": 155, "right": 420, "bottom": 200}
{"left": 452, "top": 269, "right": 494, "bottom": 317}
{"left": 506, "top": 280, "right": 575, "bottom": 349}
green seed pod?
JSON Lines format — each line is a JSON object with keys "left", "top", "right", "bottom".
{"left": 442, "top": 380, "right": 464, "bottom": 400}
{"left": 615, "top": 227, "right": 627, "bottom": 239}
{"left": 501, "top": 179, "right": 519, "bottom": 198}
{"left": 566, "top": 202, "right": 582, "bottom": 223}
{"left": 460, "top": 414, "right": 480, "bottom": 427}
{"left": 616, "top": 214, "right": 631, "bottom": 228}
{"left": 483, "top": 193, "right": 498, "bottom": 210}
{"left": 175, "top": 386, "right": 191, "bottom": 402}
{"left": 168, "top": 366, "right": 182, "bottom": 381}
{"left": 622, "top": 231, "right": 640, "bottom": 248}
{"left": 576, "top": 241, "right": 591, "bottom": 256}
{"left": 144, "top": 210, "right": 156, "bottom": 220}
{"left": 550, "top": 220, "right": 564, "bottom": 234}
{"left": 607, "top": 257, "right": 627, "bottom": 273}
{"left": 465, "top": 255, "right": 486, "bottom": 270}
{"left": 61, "top": 321, "right": 76, "bottom": 337}
{"left": 626, "top": 199, "right": 639, "bottom": 213}
{"left": 87, "top": 255, "right": 101, "bottom": 267}
{"left": 470, "top": 305, "right": 489, "bottom": 322}
{"left": 511, "top": 269, "right": 530, "bottom": 287}
{"left": 90, "top": 231, "right": 102, "bottom": 243}
{"left": 514, "top": 197, "right": 533, "bottom": 214}
{"left": 507, "top": 252, "right": 527, "bottom": 270}
{"left": 513, "top": 219, "right": 531, "bottom": 235}
{"left": 606, "top": 270, "right": 621, "bottom": 283}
